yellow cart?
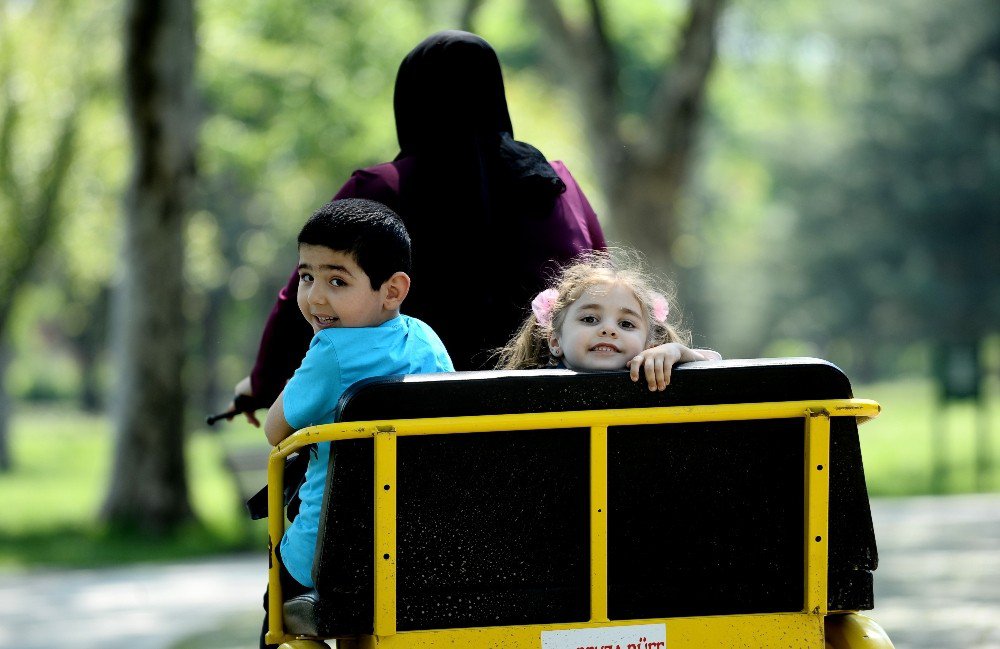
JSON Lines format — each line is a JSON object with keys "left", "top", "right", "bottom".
{"left": 263, "top": 359, "right": 894, "bottom": 649}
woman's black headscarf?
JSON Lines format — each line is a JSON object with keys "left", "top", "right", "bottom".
{"left": 393, "top": 30, "right": 565, "bottom": 205}
{"left": 392, "top": 31, "right": 567, "bottom": 369}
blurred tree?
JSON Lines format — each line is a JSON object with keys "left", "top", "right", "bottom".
{"left": 192, "top": 0, "right": 434, "bottom": 410}
{"left": 672, "top": 0, "right": 998, "bottom": 371}
{"left": 101, "top": 0, "right": 199, "bottom": 532}
{"left": 42, "top": 2, "right": 124, "bottom": 415}
{"left": 771, "top": 0, "right": 999, "bottom": 379}
{"left": 67, "top": 285, "right": 112, "bottom": 412}
{"left": 0, "top": 14, "right": 81, "bottom": 470}
{"left": 0, "top": 103, "right": 78, "bottom": 471}
{"left": 527, "top": 0, "right": 728, "bottom": 274}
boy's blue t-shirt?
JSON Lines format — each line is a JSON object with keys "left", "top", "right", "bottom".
{"left": 279, "top": 314, "right": 454, "bottom": 587}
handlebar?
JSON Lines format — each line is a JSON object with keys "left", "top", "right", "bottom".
{"left": 206, "top": 393, "right": 260, "bottom": 426}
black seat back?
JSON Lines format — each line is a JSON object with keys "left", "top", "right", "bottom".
{"left": 309, "top": 358, "right": 877, "bottom": 635}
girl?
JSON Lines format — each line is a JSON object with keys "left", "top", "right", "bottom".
{"left": 497, "top": 251, "right": 720, "bottom": 390}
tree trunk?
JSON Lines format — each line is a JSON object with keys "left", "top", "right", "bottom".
{"left": 0, "top": 342, "right": 11, "bottom": 472}
{"left": 73, "top": 285, "right": 111, "bottom": 413}
{"left": 101, "top": 0, "right": 198, "bottom": 533}
{"left": 608, "top": 164, "right": 687, "bottom": 273}
{"left": 530, "top": 0, "right": 726, "bottom": 267}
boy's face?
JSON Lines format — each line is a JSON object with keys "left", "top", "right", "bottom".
{"left": 296, "top": 244, "right": 391, "bottom": 333}
{"left": 549, "top": 282, "right": 649, "bottom": 371}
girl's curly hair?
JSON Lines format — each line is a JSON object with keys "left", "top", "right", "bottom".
{"left": 495, "top": 249, "right": 690, "bottom": 369}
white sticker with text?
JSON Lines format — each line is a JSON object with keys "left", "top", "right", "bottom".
{"left": 540, "top": 623, "right": 666, "bottom": 649}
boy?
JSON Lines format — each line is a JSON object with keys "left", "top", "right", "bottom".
{"left": 261, "top": 198, "right": 453, "bottom": 645}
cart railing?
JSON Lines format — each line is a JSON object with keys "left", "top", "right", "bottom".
{"left": 265, "top": 398, "right": 881, "bottom": 647}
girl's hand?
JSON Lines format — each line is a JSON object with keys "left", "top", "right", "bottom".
{"left": 692, "top": 348, "right": 723, "bottom": 361}
{"left": 627, "top": 344, "right": 721, "bottom": 391}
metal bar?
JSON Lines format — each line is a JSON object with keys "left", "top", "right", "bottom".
{"left": 265, "top": 452, "right": 287, "bottom": 645}
{"left": 590, "top": 425, "right": 609, "bottom": 622}
{"left": 803, "top": 411, "right": 831, "bottom": 615}
{"left": 273, "top": 399, "right": 881, "bottom": 456}
{"left": 374, "top": 430, "right": 398, "bottom": 637}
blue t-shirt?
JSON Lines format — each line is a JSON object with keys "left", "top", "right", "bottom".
{"left": 279, "top": 314, "right": 454, "bottom": 587}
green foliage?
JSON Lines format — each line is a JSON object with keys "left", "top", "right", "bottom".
{"left": 778, "top": 0, "right": 999, "bottom": 350}
{"left": 0, "top": 2, "right": 122, "bottom": 419}
{"left": 684, "top": 0, "right": 998, "bottom": 373}
{"left": 0, "top": 1, "right": 122, "bottom": 289}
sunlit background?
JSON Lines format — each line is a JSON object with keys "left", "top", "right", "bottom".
{"left": 1, "top": 0, "right": 996, "bottom": 588}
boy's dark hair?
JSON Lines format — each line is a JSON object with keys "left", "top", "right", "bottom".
{"left": 298, "top": 198, "right": 412, "bottom": 289}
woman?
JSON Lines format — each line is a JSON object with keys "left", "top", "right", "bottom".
{"left": 232, "top": 30, "right": 605, "bottom": 422}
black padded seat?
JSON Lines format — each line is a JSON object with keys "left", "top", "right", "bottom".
{"left": 288, "top": 358, "right": 877, "bottom": 637}
{"left": 283, "top": 591, "right": 321, "bottom": 636}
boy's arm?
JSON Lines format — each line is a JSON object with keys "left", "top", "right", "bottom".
{"left": 264, "top": 388, "right": 296, "bottom": 446}
{"left": 264, "top": 333, "right": 342, "bottom": 446}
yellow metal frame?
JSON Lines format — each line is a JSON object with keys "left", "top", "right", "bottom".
{"left": 265, "top": 398, "right": 880, "bottom": 648}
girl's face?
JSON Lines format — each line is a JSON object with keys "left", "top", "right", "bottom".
{"left": 549, "top": 282, "right": 649, "bottom": 371}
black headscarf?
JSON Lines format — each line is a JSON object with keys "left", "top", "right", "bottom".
{"left": 391, "top": 31, "right": 568, "bottom": 369}
{"left": 393, "top": 30, "right": 566, "bottom": 205}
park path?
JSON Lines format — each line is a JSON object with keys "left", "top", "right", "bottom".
{"left": 868, "top": 493, "right": 1000, "bottom": 648}
{"left": 0, "top": 553, "right": 264, "bottom": 649}
{"left": 0, "top": 493, "right": 998, "bottom": 649}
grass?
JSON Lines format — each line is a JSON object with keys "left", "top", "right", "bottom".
{"left": 0, "top": 406, "right": 267, "bottom": 571}
{"left": 1, "top": 375, "right": 997, "bottom": 571}
{"left": 855, "top": 378, "right": 1000, "bottom": 496}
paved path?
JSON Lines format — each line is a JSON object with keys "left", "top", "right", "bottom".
{"left": 0, "top": 554, "right": 264, "bottom": 649}
{"left": 1, "top": 494, "right": 998, "bottom": 649}
{"left": 869, "top": 493, "right": 1000, "bottom": 648}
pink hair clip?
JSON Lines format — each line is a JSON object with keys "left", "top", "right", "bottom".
{"left": 531, "top": 288, "right": 559, "bottom": 328}
{"left": 650, "top": 292, "right": 670, "bottom": 323}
